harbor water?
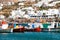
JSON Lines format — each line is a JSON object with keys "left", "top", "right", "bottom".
{"left": 0, "top": 32, "right": 60, "bottom": 40}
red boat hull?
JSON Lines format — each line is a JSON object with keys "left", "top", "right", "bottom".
{"left": 25, "top": 27, "right": 41, "bottom": 32}
{"left": 13, "top": 27, "right": 41, "bottom": 32}
{"left": 34, "top": 27, "right": 41, "bottom": 32}
{"left": 13, "top": 28, "right": 24, "bottom": 32}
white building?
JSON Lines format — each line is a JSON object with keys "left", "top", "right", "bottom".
{"left": 18, "top": 0, "right": 35, "bottom": 2}
{"left": 48, "top": 9, "right": 59, "bottom": 15}
{"left": 33, "top": 0, "right": 60, "bottom": 7}
{"left": 0, "top": 15, "right": 5, "bottom": 19}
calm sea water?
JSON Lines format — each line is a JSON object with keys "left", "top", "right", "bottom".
{"left": 0, "top": 32, "right": 60, "bottom": 40}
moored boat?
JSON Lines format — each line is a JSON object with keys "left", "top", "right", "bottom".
{"left": 34, "top": 27, "right": 41, "bottom": 32}
{"left": 13, "top": 28, "right": 24, "bottom": 32}
{"left": 0, "top": 29, "right": 13, "bottom": 33}
{"left": 0, "top": 20, "right": 13, "bottom": 33}
{"left": 25, "top": 27, "right": 41, "bottom": 32}
{"left": 13, "top": 24, "right": 25, "bottom": 32}
{"left": 25, "top": 23, "right": 41, "bottom": 32}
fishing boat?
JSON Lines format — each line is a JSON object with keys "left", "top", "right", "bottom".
{"left": 25, "top": 23, "right": 41, "bottom": 32}
{"left": 13, "top": 24, "right": 25, "bottom": 32}
{"left": 0, "top": 20, "right": 13, "bottom": 33}
{"left": 25, "top": 27, "right": 41, "bottom": 32}
{"left": 13, "top": 27, "right": 24, "bottom": 32}
{"left": 0, "top": 29, "right": 13, "bottom": 33}
{"left": 41, "top": 22, "right": 60, "bottom": 32}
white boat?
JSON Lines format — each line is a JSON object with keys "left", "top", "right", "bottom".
{"left": 0, "top": 29, "right": 13, "bottom": 33}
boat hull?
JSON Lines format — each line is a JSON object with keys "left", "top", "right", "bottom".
{"left": 13, "top": 28, "right": 24, "bottom": 32}
{"left": 25, "top": 27, "right": 41, "bottom": 32}
{"left": 41, "top": 28, "right": 60, "bottom": 32}
{"left": 0, "top": 29, "right": 12, "bottom": 33}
